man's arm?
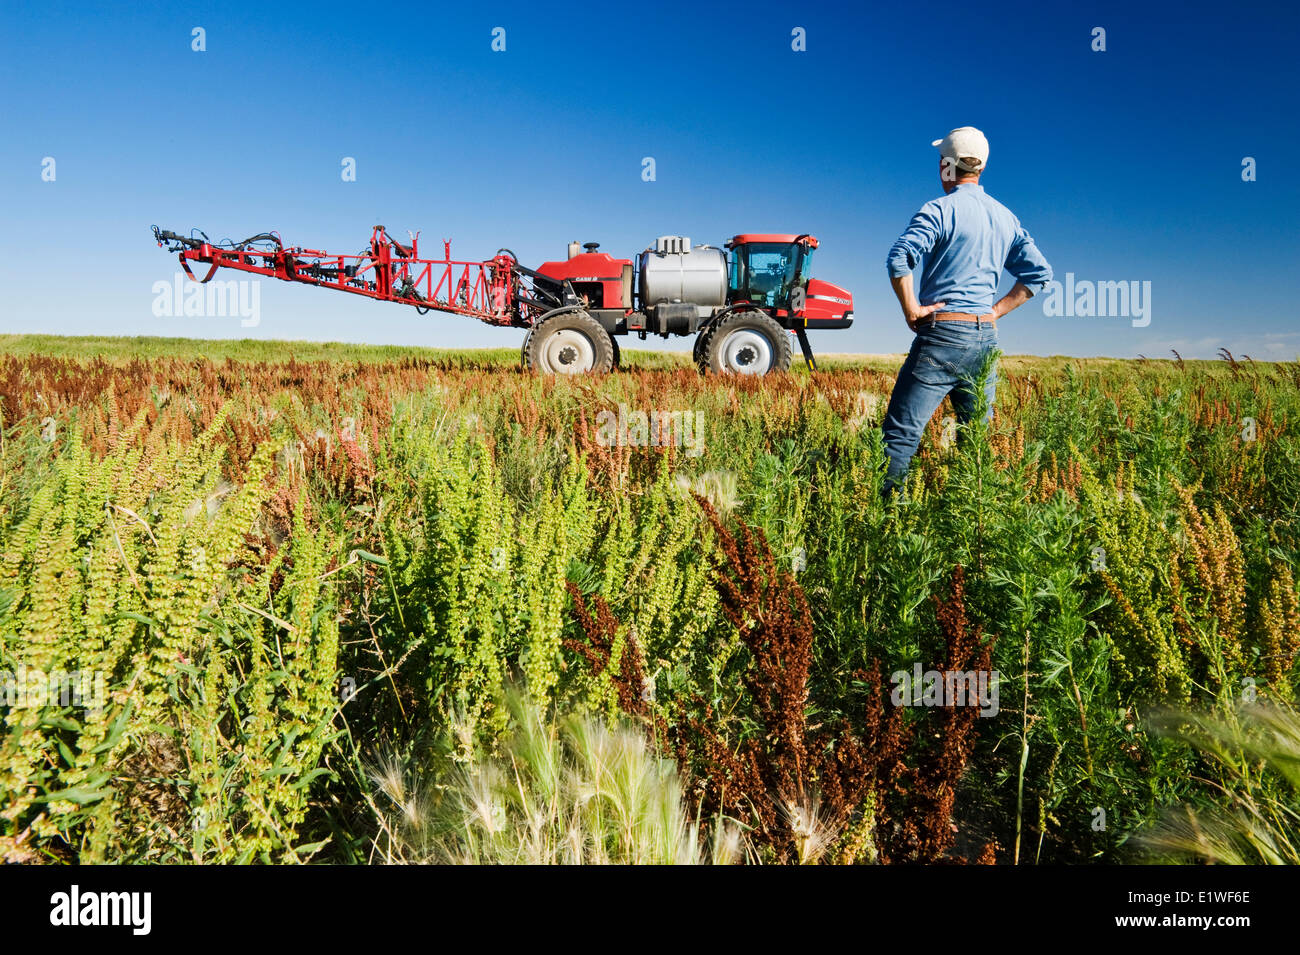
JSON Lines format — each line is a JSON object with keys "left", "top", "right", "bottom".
{"left": 998, "top": 223, "right": 1053, "bottom": 319}
{"left": 990, "top": 281, "right": 1034, "bottom": 319}
{"left": 886, "top": 203, "right": 945, "bottom": 331}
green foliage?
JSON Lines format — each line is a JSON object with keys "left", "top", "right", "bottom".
{"left": 0, "top": 413, "right": 341, "bottom": 862}
{"left": 2, "top": 345, "right": 1299, "bottom": 863}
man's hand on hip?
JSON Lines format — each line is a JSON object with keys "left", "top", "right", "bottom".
{"left": 990, "top": 282, "right": 1034, "bottom": 320}
{"left": 889, "top": 274, "right": 946, "bottom": 331}
{"left": 903, "top": 300, "right": 946, "bottom": 332}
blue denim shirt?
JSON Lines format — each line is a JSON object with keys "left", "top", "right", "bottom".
{"left": 886, "top": 183, "right": 1053, "bottom": 314}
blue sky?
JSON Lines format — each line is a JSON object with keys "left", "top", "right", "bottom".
{"left": 2, "top": 0, "right": 1297, "bottom": 358}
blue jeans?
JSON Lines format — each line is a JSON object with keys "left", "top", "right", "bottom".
{"left": 880, "top": 319, "right": 999, "bottom": 494}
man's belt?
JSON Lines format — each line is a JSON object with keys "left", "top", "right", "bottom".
{"left": 930, "top": 311, "right": 995, "bottom": 323}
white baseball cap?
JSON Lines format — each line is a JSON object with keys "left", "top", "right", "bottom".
{"left": 932, "top": 126, "right": 989, "bottom": 173}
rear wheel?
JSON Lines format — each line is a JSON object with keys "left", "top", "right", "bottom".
{"left": 704, "top": 310, "right": 792, "bottom": 375}
{"left": 524, "top": 310, "right": 615, "bottom": 375}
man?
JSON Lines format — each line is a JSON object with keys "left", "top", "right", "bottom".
{"left": 881, "top": 126, "right": 1053, "bottom": 495}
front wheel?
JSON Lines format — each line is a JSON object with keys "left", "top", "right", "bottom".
{"left": 692, "top": 322, "right": 714, "bottom": 371}
{"left": 703, "top": 310, "right": 792, "bottom": 375}
{"left": 523, "top": 310, "right": 616, "bottom": 375}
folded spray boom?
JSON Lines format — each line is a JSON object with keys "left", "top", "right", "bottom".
{"left": 151, "top": 224, "right": 529, "bottom": 326}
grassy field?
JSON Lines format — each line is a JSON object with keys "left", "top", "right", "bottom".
{"left": 0, "top": 333, "right": 1242, "bottom": 378}
{"left": 0, "top": 334, "right": 533, "bottom": 366}
{"left": 1, "top": 335, "right": 1298, "bottom": 864}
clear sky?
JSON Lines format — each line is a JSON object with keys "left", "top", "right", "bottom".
{"left": 2, "top": 0, "right": 1297, "bottom": 359}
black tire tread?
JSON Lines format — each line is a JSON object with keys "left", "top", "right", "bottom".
{"left": 704, "top": 310, "right": 792, "bottom": 375}
{"left": 523, "top": 310, "right": 615, "bottom": 375}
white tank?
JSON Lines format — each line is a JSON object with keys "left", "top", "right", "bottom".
{"left": 638, "top": 236, "right": 728, "bottom": 308}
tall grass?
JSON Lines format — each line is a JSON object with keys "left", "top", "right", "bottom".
{"left": 1141, "top": 704, "right": 1300, "bottom": 864}
{"left": 369, "top": 693, "right": 742, "bottom": 865}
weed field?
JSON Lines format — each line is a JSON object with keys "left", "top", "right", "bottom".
{"left": 2, "top": 336, "right": 1298, "bottom": 864}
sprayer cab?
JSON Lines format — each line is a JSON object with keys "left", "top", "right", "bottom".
{"left": 726, "top": 234, "right": 854, "bottom": 329}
